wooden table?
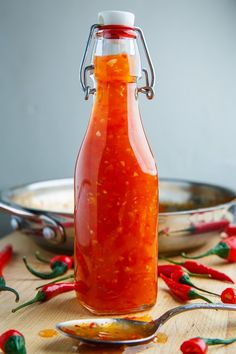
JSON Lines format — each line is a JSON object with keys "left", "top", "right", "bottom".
{"left": 1, "top": 232, "right": 236, "bottom": 353}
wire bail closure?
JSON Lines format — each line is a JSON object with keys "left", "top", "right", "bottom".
{"left": 80, "top": 24, "right": 155, "bottom": 100}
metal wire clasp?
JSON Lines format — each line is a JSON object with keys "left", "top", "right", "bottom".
{"left": 80, "top": 24, "right": 155, "bottom": 100}
{"left": 135, "top": 27, "right": 155, "bottom": 100}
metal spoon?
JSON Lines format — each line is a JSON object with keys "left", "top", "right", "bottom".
{"left": 56, "top": 303, "right": 236, "bottom": 345}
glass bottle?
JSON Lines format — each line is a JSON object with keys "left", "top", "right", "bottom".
{"left": 74, "top": 11, "right": 158, "bottom": 315}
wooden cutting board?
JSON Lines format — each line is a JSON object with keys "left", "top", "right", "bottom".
{"left": 1, "top": 231, "right": 236, "bottom": 353}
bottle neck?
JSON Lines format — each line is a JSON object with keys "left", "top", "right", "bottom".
{"left": 91, "top": 78, "right": 139, "bottom": 137}
{"left": 94, "top": 81, "right": 138, "bottom": 119}
{"left": 92, "top": 29, "right": 141, "bottom": 84}
{"left": 90, "top": 29, "right": 141, "bottom": 129}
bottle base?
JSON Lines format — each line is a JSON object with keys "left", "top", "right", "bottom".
{"left": 78, "top": 299, "right": 156, "bottom": 316}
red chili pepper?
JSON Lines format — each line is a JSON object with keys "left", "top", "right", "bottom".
{"left": 12, "top": 282, "right": 75, "bottom": 313}
{"left": 0, "top": 329, "right": 26, "bottom": 354}
{"left": 0, "top": 245, "right": 20, "bottom": 302}
{"left": 187, "top": 220, "right": 230, "bottom": 235}
{"left": 0, "top": 245, "right": 12, "bottom": 265}
{"left": 181, "top": 236, "right": 236, "bottom": 263}
{"left": 36, "top": 277, "right": 88, "bottom": 296}
{"left": 158, "top": 264, "right": 184, "bottom": 278}
{"left": 160, "top": 274, "right": 212, "bottom": 303}
{"left": 221, "top": 288, "right": 236, "bottom": 304}
{"left": 225, "top": 225, "right": 236, "bottom": 237}
{"left": 23, "top": 254, "right": 73, "bottom": 279}
{"left": 161, "top": 220, "right": 230, "bottom": 237}
{"left": 180, "top": 337, "right": 207, "bottom": 354}
{"left": 35, "top": 251, "right": 74, "bottom": 267}
{"left": 180, "top": 336, "right": 236, "bottom": 353}
{"left": 171, "top": 269, "right": 219, "bottom": 297}
{"left": 162, "top": 258, "right": 234, "bottom": 283}
{"left": 35, "top": 274, "right": 74, "bottom": 289}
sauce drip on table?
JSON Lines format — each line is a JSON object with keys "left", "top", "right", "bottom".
{"left": 153, "top": 332, "right": 168, "bottom": 344}
{"left": 38, "top": 329, "right": 58, "bottom": 338}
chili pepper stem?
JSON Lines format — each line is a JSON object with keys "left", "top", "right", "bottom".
{"left": 0, "top": 285, "right": 20, "bottom": 302}
{"left": 35, "top": 251, "right": 50, "bottom": 264}
{"left": 12, "top": 291, "right": 45, "bottom": 313}
{"left": 196, "top": 294, "right": 213, "bottom": 303}
{"left": 4, "top": 335, "right": 27, "bottom": 354}
{"left": 181, "top": 242, "right": 230, "bottom": 260}
{"left": 189, "top": 290, "right": 213, "bottom": 303}
{"left": 23, "top": 256, "right": 67, "bottom": 279}
{"left": 160, "top": 257, "right": 182, "bottom": 265}
{"left": 202, "top": 337, "right": 236, "bottom": 345}
{"left": 189, "top": 272, "right": 210, "bottom": 278}
{"left": 181, "top": 250, "right": 216, "bottom": 259}
{"left": 182, "top": 275, "right": 220, "bottom": 297}
{"left": 192, "top": 285, "right": 220, "bottom": 297}
{"left": 175, "top": 272, "right": 220, "bottom": 298}
{"left": 35, "top": 274, "right": 74, "bottom": 289}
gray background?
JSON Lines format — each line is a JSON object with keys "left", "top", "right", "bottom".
{"left": 0, "top": 0, "right": 236, "bottom": 234}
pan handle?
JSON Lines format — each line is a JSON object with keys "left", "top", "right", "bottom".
{"left": 227, "top": 199, "right": 236, "bottom": 222}
{"left": 0, "top": 200, "right": 66, "bottom": 244}
{"left": 0, "top": 201, "right": 43, "bottom": 222}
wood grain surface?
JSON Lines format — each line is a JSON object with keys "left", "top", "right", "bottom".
{"left": 1, "top": 232, "right": 236, "bottom": 353}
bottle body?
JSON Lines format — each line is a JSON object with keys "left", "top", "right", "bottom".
{"left": 74, "top": 32, "right": 158, "bottom": 314}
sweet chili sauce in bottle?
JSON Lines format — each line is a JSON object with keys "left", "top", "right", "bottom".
{"left": 74, "top": 11, "right": 158, "bottom": 314}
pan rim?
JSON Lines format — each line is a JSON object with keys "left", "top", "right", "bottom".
{"left": 0, "top": 177, "right": 235, "bottom": 217}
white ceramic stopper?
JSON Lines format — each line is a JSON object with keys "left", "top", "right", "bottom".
{"left": 98, "top": 11, "right": 135, "bottom": 27}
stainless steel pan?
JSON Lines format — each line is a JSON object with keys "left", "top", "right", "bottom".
{"left": 0, "top": 178, "right": 235, "bottom": 254}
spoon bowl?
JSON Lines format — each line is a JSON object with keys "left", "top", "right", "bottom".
{"left": 56, "top": 303, "right": 236, "bottom": 345}
{"left": 56, "top": 317, "right": 157, "bottom": 345}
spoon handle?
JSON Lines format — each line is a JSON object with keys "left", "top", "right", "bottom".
{"left": 155, "top": 303, "right": 236, "bottom": 327}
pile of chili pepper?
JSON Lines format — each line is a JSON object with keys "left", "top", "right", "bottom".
{"left": 23, "top": 252, "right": 73, "bottom": 279}
{"left": 0, "top": 329, "right": 26, "bottom": 354}
{"left": 0, "top": 245, "right": 19, "bottom": 302}
{"left": 182, "top": 236, "right": 236, "bottom": 262}
{"left": 159, "top": 264, "right": 236, "bottom": 304}
{"left": 160, "top": 259, "right": 234, "bottom": 283}
{"left": 180, "top": 335, "right": 236, "bottom": 354}
{"left": 160, "top": 274, "right": 212, "bottom": 303}
{"left": 159, "top": 264, "right": 217, "bottom": 295}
